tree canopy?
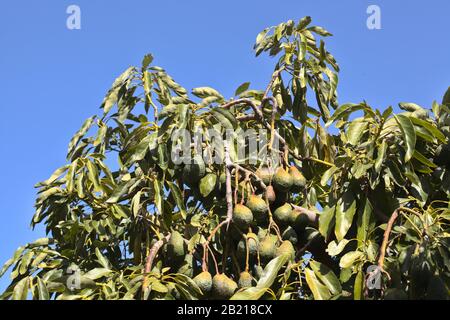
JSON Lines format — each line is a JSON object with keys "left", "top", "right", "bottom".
{"left": 1, "top": 17, "right": 449, "bottom": 300}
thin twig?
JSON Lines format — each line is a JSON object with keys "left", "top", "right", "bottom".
{"left": 228, "top": 162, "right": 267, "bottom": 190}
{"left": 224, "top": 141, "right": 234, "bottom": 224}
{"left": 263, "top": 68, "right": 283, "bottom": 99}
{"left": 364, "top": 208, "right": 400, "bottom": 297}
{"left": 378, "top": 209, "right": 399, "bottom": 270}
{"left": 221, "top": 98, "right": 287, "bottom": 146}
{"left": 208, "top": 245, "right": 220, "bottom": 275}
{"left": 202, "top": 219, "right": 230, "bottom": 271}
{"left": 236, "top": 114, "right": 256, "bottom": 121}
{"left": 201, "top": 142, "right": 234, "bottom": 272}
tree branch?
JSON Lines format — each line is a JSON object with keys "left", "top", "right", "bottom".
{"left": 221, "top": 98, "right": 287, "bottom": 147}
{"left": 224, "top": 141, "right": 234, "bottom": 224}
{"left": 227, "top": 162, "right": 267, "bottom": 190}
{"left": 201, "top": 141, "right": 235, "bottom": 272}
{"left": 377, "top": 209, "right": 399, "bottom": 270}
{"left": 142, "top": 233, "right": 171, "bottom": 294}
{"left": 263, "top": 69, "right": 283, "bottom": 99}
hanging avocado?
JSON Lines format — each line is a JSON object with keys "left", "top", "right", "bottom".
{"left": 237, "top": 233, "right": 259, "bottom": 259}
{"left": 256, "top": 167, "right": 274, "bottom": 185}
{"left": 276, "top": 240, "right": 295, "bottom": 261}
{"left": 290, "top": 209, "right": 310, "bottom": 233}
{"left": 238, "top": 271, "right": 254, "bottom": 288}
{"left": 166, "top": 231, "right": 186, "bottom": 266}
{"left": 273, "top": 167, "right": 293, "bottom": 192}
{"left": 282, "top": 226, "right": 298, "bottom": 245}
{"left": 273, "top": 203, "right": 293, "bottom": 227}
{"left": 289, "top": 166, "right": 306, "bottom": 192}
{"left": 258, "top": 234, "right": 278, "bottom": 262}
{"left": 246, "top": 195, "right": 268, "bottom": 222}
{"left": 182, "top": 155, "right": 206, "bottom": 185}
{"left": 132, "top": 232, "right": 142, "bottom": 265}
{"left": 233, "top": 204, "right": 253, "bottom": 230}
{"left": 253, "top": 265, "right": 264, "bottom": 280}
{"left": 265, "top": 185, "right": 276, "bottom": 203}
{"left": 193, "top": 271, "right": 213, "bottom": 295}
{"left": 217, "top": 172, "right": 227, "bottom": 195}
{"left": 212, "top": 274, "right": 238, "bottom": 299}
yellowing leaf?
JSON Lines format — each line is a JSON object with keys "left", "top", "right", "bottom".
{"left": 310, "top": 260, "right": 342, "bottom": 295}
{"left": 339, "top": 251, "right": 364, "bottom": 268}
{"left": 305, "top": 268, "right": 331, "bottom": 300}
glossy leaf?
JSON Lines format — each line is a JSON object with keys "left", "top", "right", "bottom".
{"left": 395, "top": 114, "right": 416, "bottom": 162}
{"left": 230, "top": 287, "right": 267, "bottom": 300}
{"left": 319, "top": 206, "right": 335, "bottom": 240}
{"left": 256, "top": 254, "right": 289, "bottom": 289}
{"left": 326, "top": 239, "right": 349, "bottom": 256}
{"left": 310, "top": 260, "right": 342, "bottom": 295}
{"left": 335, "top": 192, "right": 357, "bottom": 241}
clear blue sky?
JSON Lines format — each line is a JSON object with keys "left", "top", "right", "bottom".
{"left": 0, "top": 0, "right": 449, "bottom": 291}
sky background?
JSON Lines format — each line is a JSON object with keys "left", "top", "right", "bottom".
{"left": 0, "top": 0, "right": 449, "bottom": 292}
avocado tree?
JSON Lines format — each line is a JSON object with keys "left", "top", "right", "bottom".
{"left": 1, "top": 17, "right": 449, "bottom": 300}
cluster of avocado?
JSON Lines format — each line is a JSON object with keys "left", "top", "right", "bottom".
{"left": 213, "top": 166, "right": 307, "bottom": 294}
{"left": 192, "top": 271, "right": 238, "bottom": 299}
{"left": 233, "top": 166, "right": 308, "bottom": 232}
{"left": 189, "top": 227, "right": 299, "bottom": 299}
{"left": 176, "top": 162, "right": 308, "bottom": 298}
{"left": 257, "top": 166, "right": 307, "bottom": 193}
{"left": 162, "top": 232, "right": 235, "bottom": 300}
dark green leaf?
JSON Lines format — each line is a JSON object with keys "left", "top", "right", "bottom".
{"left": 234, "top": 82, "right": 250, "bottom": 96}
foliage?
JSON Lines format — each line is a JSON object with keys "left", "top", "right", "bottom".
{"left": 1, "top": 17, "right": 449, "bottom": 300}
